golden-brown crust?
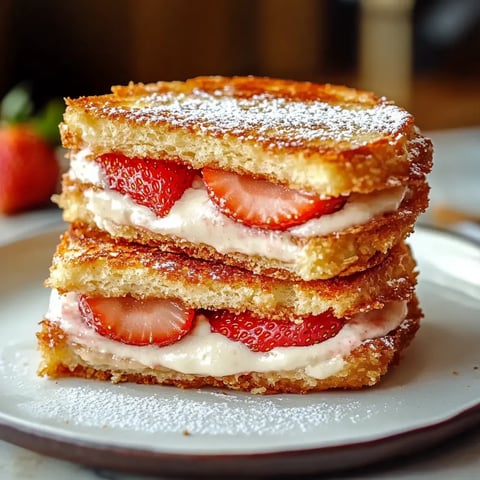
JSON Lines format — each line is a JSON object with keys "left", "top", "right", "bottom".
{"left": 56, "top": 176, "right": 429, "bottom": 281}
{"left": 36, "top": 297, "right": 422, "bottom": 394}
{"left": 60, "top": 76, "right": 432, "bottom": 196}
{"left": 45, "top": 224, "right": 418, "bottom": 319}
{"left": 46, "top": 77, "right": 430, "bottom": 395}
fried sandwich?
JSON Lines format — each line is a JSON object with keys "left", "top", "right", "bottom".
{"left": 38, "top": 77, "right": 432, "bottom": 394}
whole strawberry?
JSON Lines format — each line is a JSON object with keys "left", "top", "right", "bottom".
{"left": 0, "top": 85, "right": 61, "bottom": 214}
{"left": 0, "top": 124, "right": 59, "bottom": 214}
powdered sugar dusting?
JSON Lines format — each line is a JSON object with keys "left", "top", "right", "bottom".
{"left": 408, "top": 129, "right": 433, "bottom": 177}
{"left": 0, "top": 342, "right": 380, "bottom": 450}
{"left": 94, "top": 89, "right": 412, "bottom": 148}
{"left": 19, "top": 383, "right": 364, "bottom": 436}
{"left": 1, "top": 341, "right": 401, "bottom": 452}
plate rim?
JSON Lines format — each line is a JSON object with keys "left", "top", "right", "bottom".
{"left": 1, "top": 403, "right": 479, "bottom": 476}
{"left": 0, "top": 224, "right": 479, "bottom": 476}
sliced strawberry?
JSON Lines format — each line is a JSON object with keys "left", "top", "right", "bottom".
{"left": 78, "top": 295, "right": 195, "bottom": 346}
{"left": 98, "top": 153, "right": 196, "bottom": 217}
{"left": 208, "top": 310, "right": 344, "bottom": 352}
{"left": 202, "top": 168, "right": 346, "bottom": 230}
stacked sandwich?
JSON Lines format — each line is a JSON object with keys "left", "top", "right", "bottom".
{"left": 37, "top": 77, "right": 432, "bottom": 394}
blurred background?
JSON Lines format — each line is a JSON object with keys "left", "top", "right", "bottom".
{"left": 1, "top": 0, "right": 479, "bottom": 130}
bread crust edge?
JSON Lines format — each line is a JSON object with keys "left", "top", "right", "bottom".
{"left": 36, "top": 297, "right": 422, "bottom": 394}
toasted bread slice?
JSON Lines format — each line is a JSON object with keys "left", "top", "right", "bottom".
{"left": 55, "top": 176, "right": 428, "bottom": 281}
{"left": 46, "top": 225, "right": 418, "bottom": 320}
{"left": 37, "top": 296, "right": 421, "bottom": 394}
{"left": 60, "top": 76, "right": 432, "bottom": 197}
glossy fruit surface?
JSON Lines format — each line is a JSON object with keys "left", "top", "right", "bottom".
{"left": 202, "top": 168, "right": 346, "bottom": 230}
{"left": 208, "top": 309, "right": 345, "bottom": 352}
{"left": 79, "top": 295, "right": 195, "bottom": 346}
{"left": 99, "top": 153, "right": 196, "bottom": 217}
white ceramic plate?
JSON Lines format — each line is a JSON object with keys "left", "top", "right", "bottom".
{"left": 0, "top": 227, "right": 479, "bottom": 476}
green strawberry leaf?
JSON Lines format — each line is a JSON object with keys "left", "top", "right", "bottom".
{"left": 1, "top": 83, "right": 63, "bottom": 145}
{"left": 31, "top": 99, "right": 64, "bottom": 145}
{"left": 0, "top": 84, "right": 33, "bottom": 124}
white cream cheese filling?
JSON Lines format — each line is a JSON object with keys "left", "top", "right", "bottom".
{"left": 68, "top": 150, "right": 406, "bottom": 264}
{"left": 46, "top": 290, "right": 407, "bottom": 380}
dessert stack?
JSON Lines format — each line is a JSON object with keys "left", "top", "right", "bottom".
{"left": 37, "top": 77, "right": 432, "bottom": 393}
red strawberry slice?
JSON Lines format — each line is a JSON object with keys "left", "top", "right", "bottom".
{"left": 208, "top": 310, "right": 344, "bottom": 352}
{"left": 98, "top": 153, "right": 195, "bottom": 217}
{"left": 78, "top": 295, "right": 195, "bottom": 346}
{"left": 202, "top": 168, "right": 346, "bottom": 230}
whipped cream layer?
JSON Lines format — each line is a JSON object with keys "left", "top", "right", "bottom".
{"left": 47, "top": 290, "right": 407, "bottom": 380}
{"left": 68, "top": 150, "right": 406, "bottom": 264}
